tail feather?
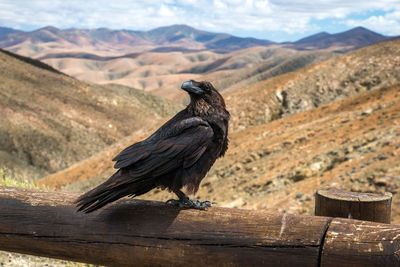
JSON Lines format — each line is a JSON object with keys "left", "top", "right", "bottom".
{"left": 76, "top": 188, "right": 129, "bottom": 213}
{"left": 75, "top": 171, "right": 155, "bottom": 213}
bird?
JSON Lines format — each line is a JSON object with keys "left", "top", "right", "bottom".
{"left": 76, "top": 80, "right": 230, "bottom": 213}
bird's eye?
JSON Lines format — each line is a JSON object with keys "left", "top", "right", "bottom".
{"left": 203, "top": 83, "right": 211, "bottom": 92}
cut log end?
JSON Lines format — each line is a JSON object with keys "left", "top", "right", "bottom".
{"left": 315, "top": 187, "right": 392, "bottom": 224}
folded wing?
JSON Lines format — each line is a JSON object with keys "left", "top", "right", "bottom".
{"left": 112, "top": 117, "right": 214, "bottom": 179}
{"left": 76, "top": 117, "right": 214, "bottom": 213}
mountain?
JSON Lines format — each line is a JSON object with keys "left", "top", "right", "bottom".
{"left": 0, "top": 24, "right": 394, "bottom": 101}
{"left": 0, "top": 25, "right": 394, "bottom": 101}
{"left": 0, "top": 49, "right": 182, "bottom": 180}
{"left": 0, "top": 24, "right": 275, "bottom": 57}
{"left": 288, "top": 27, "right": 388, "bottom": 51}
{"left": 38, "top": 39, "right": 400, "bottom": 225}
{"left": 144, "top": 24, "right": 220, "bottom": 45}
{"left": 0, "top": 26, "right": 23, "bottom": 36}
{"left": 292, "top": 32, "right": 331, "bottom": 44}
{"left": 0, "top": 24, "right": 393, "bottom": 59}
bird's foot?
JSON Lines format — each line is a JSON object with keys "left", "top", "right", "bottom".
{"left": 166, "top": 198, "right": 215, "bottom": 210}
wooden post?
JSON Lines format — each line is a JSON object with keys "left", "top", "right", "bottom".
{"left": 315, "top": 188, "right": 392, "bottom": 224}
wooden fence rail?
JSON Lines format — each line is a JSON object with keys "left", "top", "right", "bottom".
{"left": 0, "top": 186, "right": 399, "bottom": 266}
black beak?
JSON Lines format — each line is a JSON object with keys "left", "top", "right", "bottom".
{"left": 181, "top": 80, "right": 204, "bottom": 95}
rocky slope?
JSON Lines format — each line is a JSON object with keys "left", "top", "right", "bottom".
{"left": 0, "top": 49, "right": 181, "bottom": 179}
{"left": 226, "top": 39, "right": 400, "bottom": 131}
{"left": 186, "top": 84, "right": 400, "bottom": 221}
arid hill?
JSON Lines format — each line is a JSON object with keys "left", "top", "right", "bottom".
{"left": 38, "top": 39, "right": 400, "bottom": 222}
{"left": 284, "top": 26, "right": 389, "bottom": 51}
{"left": 40, "top": 46, "right": 335, "bottom": 100}
{"left": 0, "top": 26, "right": 22, "bottom": 36}
{"left": 227, "top": 39, "right": 400, "bottom": 130}
{"left": 0, "top": 24, "right": 274, "bottom": 57}
{"left": 0, "top": 49, "right": 181, "bottom": 179}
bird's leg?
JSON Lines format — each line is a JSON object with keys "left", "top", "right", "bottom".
{"left": 166, "top": 189, "right": 215, "bottom": 210}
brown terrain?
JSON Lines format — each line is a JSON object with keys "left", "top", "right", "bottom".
{"left": 0, "top": 49, "right": 181, "bottom": 180}
{"left": 40, "top": 46, "right": 334, "bottom": 101}
{"left": 35, "top": 39, "right": 400, "bottom": 223}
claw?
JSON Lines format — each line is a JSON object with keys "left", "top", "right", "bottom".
{"left": 165, "top": 198, "right": 215, "bottom": 210}
{"left": 166, "top": 199, "right": 181, "bottom": 206}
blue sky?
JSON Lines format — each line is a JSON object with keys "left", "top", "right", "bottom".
{"left": 0, "top": 0, "right": 399, "bottom": 42}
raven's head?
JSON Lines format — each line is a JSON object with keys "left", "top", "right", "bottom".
{"left": 181, "top": 80, "right": 226, "bottom": 109}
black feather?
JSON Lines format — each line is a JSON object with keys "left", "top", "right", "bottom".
{"left": 76, "top": 80, "right": 230, "bottom": 212}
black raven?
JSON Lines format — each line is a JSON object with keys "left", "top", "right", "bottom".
{"left": 76, "top": 80, "right": 229, "bottom": 212}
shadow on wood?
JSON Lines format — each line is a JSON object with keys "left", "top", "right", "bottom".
{"left": 0, "top": 186, "right": 399, "bottom": 266}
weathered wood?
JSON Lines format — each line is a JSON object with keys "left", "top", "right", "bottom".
{"left": 0, "top": 186, "right": 328, "bottom": 267}
{"left": 315, "top": 188, "right": 392, "bottom": 223}
{"left": 321, "top": 218, "right": 400, "bottom": 267}
{"left": 2, "top": 186, "right": 400, "bottom": 266}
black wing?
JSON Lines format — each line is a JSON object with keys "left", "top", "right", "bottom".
{"left": 112, "top": 117, "right": 214, "bottom": 177}
{"left": 75, "top": 117, "right": 214, "bottom": 213}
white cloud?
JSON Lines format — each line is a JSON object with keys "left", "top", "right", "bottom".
{"left": 346, "top": 10, "right": 400, "bottom": 36}
{"left": 0, "top": 0, "right": 399, "bottom": 39}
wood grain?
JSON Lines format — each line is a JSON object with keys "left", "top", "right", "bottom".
{"left": 2, "top": 186, "right": 399, "bottom": 266}
{"left": 321, "top": 218, "right": 400, "bottom": 267}
{"left": 0, "top": 186, "right": 328, "bottom": 266}
{"left": 315, "top": 188, "right": 392, "bottom": 223}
